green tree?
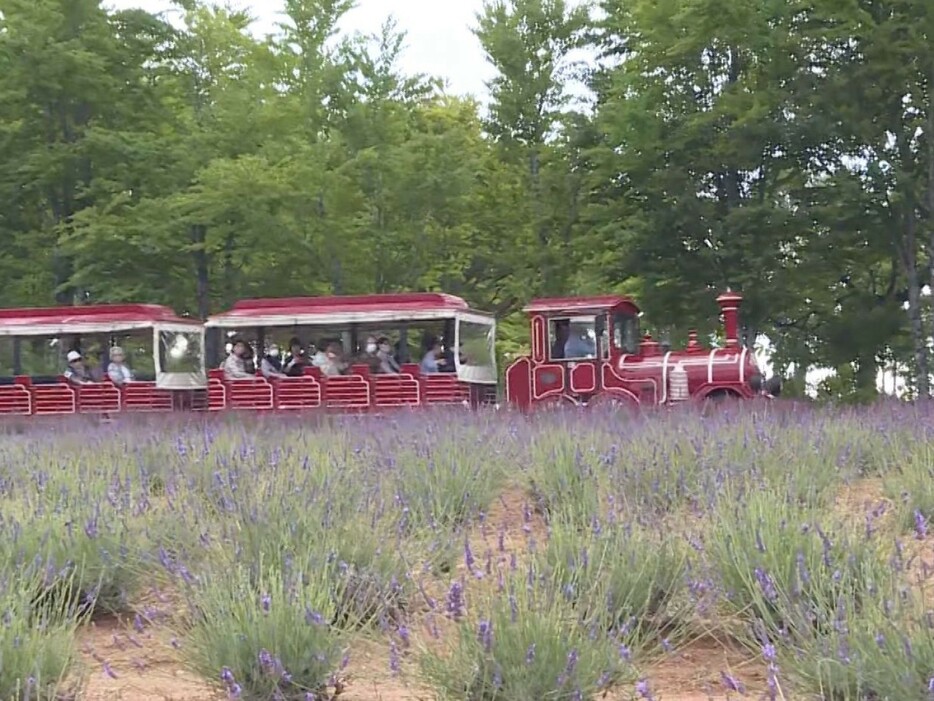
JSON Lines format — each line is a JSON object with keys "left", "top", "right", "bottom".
{"left": 474, "top": 0, "right": 591, "bottom": 301}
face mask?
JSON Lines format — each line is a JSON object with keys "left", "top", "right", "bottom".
{"left": 366, "top": 343, "right": 377, "bottom": 354}
{"left": 327, "top": 353, "right": 336, "bottom": 360}
{"left": 269, "top": 348, "right": 279, "bottom": 357}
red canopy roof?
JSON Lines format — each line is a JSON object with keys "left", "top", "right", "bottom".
{"left": 207, "top": 293, "right": 484, "bottom": 327}
{"left": 523, "top": 296, "right": 640, "bottom": 315}
{"left": 0, "top": 304, "right": 199, "bottom": 336}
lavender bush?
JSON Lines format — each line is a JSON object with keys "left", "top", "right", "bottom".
{"left": 0, "top": 400, "right": 933, "bottom": 700}
{"left": 541, "top": 515, "right": 690, "bottom": 652}
{"left": 704, "top": 487, "right": 895, "bottom": 644}
{"left": 419, "top": 573, "right": 629, "bottom": 700}
{"left": 180, "top": 562, "right": 347, "bottom": 701}
{"left": 0, "top": 565, "right": 86, "bottom": 700}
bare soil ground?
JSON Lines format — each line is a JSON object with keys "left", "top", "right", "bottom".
{"left": 78, "top": 619, "right": 764, "bottom": 701}
{"left": 77, "top": 479, "right": 900, "bottom": 701}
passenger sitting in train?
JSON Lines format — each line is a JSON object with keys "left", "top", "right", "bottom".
{"left": 553, "top": 319, "right": 594, "bottom": 358}
{"left": 357, "top": 336, "right": 382, "bottom": 373}
{"left": 319, "top": 343, "right": 348, "bottom": 377}
{"left": 310, "top": 341, "right": 328, "bottom": 369}
{"left": 243, "top": 344, "right": 257, "bottom": 374}
{"left": 107, "top": 346, "right": 134, "bottom": 385}
{"left": 223, "top": 338, "right": 255, "bottom": 380}
{"left": 64, "top": 350, "right": 94, "bottom": 385}
{"left": 260, "top": 344, "right": 287, "bottom": 379}
{"left": 420, "top": 336, "right": 447, "bottom": 374}
{"left": 439, "top": 341, "right": 464, "bottom": 373}
{"left": 283, "top": 337, "right": 308, "bottom": 377}
{"left": 376, "top": 336, "right": 400, "bottom": 374}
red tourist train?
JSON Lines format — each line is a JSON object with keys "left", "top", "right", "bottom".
{"left": 0, "top": 290, "right": 778, "bottom": 417}
{"left": 505, "top": 291, "right": 780, "bottom": 410}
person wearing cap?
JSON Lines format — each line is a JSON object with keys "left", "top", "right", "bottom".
{"left": 106, "top": 346, "right": 135, "bottom": 386}
{"left": 260, "top": 344, "right": 287, "bottom": 379}
{"left": 223, "top": 338, "right": 254, "bottom": 380}
{"left": 64, "top": 350, "right": 93, "bottom": 385}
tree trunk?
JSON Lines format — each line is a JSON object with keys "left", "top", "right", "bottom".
{"left": 190, "top": 224, "right": 210, "bottom": 319}
{"left": 926, "top": 59, "right": 934, "bottom": 398}
{"left": 902, "top": 208, "right": 930, "bottom": 396}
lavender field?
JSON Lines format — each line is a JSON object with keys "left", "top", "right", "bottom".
{"left": 2, "top": 402, "right": 934, "bottom": 701}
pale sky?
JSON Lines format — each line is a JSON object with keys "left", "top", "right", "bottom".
{"left": 105, "top": 0, "right": 496, "bottom": 100}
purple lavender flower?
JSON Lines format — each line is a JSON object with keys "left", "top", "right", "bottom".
{"left": 915, "top": 510, "right": 928, "bottom": 540}
{"left": 635, "top": 678, "right": 655, "bottom": 700}
{"left": 445, "top": 580, "right": 465, "bottom": 621}
{"left": 754, "top": 567, "right": 778, "bottom": 602}
{"left": 477, "top": 619, "right": 493, "bottom": 652}
{"left": 388, "top": 639, "right": 400, "bottom": 676}
{"left": 720, "top": 671, "right": 745, "bottom": 693}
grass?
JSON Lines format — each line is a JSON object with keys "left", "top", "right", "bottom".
{"left": 0, "top": 401, "right": 932, "bottom": 700}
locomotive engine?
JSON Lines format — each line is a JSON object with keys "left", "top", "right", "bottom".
{"left": 504, "top": 290, "right": 781, "bottom": 411}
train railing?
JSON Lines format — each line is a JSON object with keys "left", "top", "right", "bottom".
{"left": 13, "top": 377, "right": 78, "bottom": 416}
{"left": 0, "top": 367, "right": 482, "bottom": 416}
{"left": 422, "top": 372, "right": 470, "bottom": 404}
{"left": 122, "top": 382, "right": 174, "bottom": 412}
{"left": 0, "top": 382, "right": 31, "bottom": 416}
{"left": 274, "top": 375, "right": 322, "bottom": 410}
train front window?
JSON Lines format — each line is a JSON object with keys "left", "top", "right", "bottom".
{"left": 550, "top": 317, "right": 597, "bottom": 360}
{"left": 613, "top": 312, "right": 640, "bottom": 354}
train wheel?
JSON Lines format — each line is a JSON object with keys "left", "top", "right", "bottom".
{"left": 700, "top": 389, "right": 741, "bottom": 415}
{"left": 586, "top": 392, "right": 640, "bottom": 413}
{"left": 533, "top": 395, "right": 571, "bottom": 413}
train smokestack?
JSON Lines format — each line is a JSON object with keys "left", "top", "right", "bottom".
{"left": 716, "top": 290, "right": 742, "bottom": 348}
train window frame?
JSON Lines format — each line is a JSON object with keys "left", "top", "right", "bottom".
{"left": 548, "top": 315, "right": 601, "bottom": 361}
{"left": 612, "top": 311, "right": 640, "bottom": 354}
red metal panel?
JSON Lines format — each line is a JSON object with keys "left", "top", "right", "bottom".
{"left": 532, "top": 363, "right": 565, "bottom": 401}
{"left": 505, "top": 357, "right": 532, "bottom": 411}
{"left": 77, "top": 384, "right": 122, "bottom": 413}
{"left": 207, "top": 379, "right": 227, "bottom": 411}
{"left": 226, "top": 379, "right": 274, "bottom": 410}
{"left": 372, "top": 374, "right": 420, "bottom": 407}
{"left": 0, "top": 385, "right": 31, "bottom": 416}
{"left": 212, "top": 292, "right": 470, "bottom": 323}
{"left": 422, "top": 374, "right": 467, "bottom": 404}
{"left": 524, "top": 296, "right": 640, "bottom": 315}
{"left": 275, "top": 376, "right": 322, "bottom": 410}
{"left": 323, "top": 375, "right": 370, "bottom": 409}
{"left": 569, "top": 363, "right": 597, "bottom": 394}
{"left": 31, "top": 384, "right": 76, "bottom": 415}
{"left": 532, "top": 316, "right": 546, "bottom": 363}
{"left": 122, "top": 383, "right": 173, "bottom": 412}
{"left": 0, "top": 303, "right": 197, "bottom": 329}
